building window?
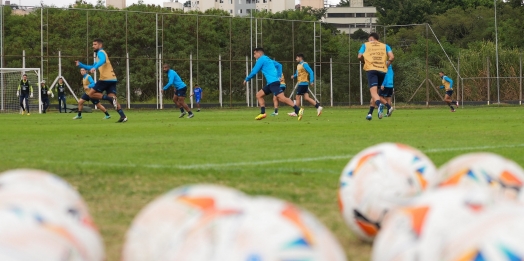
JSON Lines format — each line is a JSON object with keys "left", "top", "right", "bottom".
{"left": 366, "top": 13, "right": 375, "bottom": 17}
{"left": 230, "top": 0, "right": 232, "bottom": 4}
{"left": 246, "top": 9, "right": 251, "bottom": 13}
{"left": 327, "top": 13, "right": 355, "bottom": 18}
{"left": 356, "top": 13, "right": 365, "bottom": 17}
{"left": 230, "top": 9, "right": 233, "bottom": 13}
{"left": 263, "top": 0, "right": 266, "bottom": 3}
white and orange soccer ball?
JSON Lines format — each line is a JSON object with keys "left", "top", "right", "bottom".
{"left": 0, "top": 169, "right": 104, "bottom": 261}
{"left": 123, "top": 184, "right": 347, "bottom": 261}
{"left": 338, "top": 143, "right": 438, "bottom": 241}
{"left": 437, "top": 152, "right": 524, "bottom": 200}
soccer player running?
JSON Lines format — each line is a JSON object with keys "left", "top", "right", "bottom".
{"left": 76, "top": 38, "right": 128, "bottom": 123}
{"left": 378, "top": 64, "right": 395, "bottom": 118}
{"left": 17, "top": 73, "right": 33, "bottom": 115}
{"left": 190, "top": 84, "right": 203, "bottom": 112}
{"left": 162, "top": 64, "right": 194, "bottom": 118}
{"left": 439, "top": 71, "right": 459, "bottom": 112}
{"left": 271, "top": 72, "right": 286, "bottom": 116}
{"left": 56, "top": 77, "right": 67, "bottom": 113}
{"left": 40, "top": 80, "right": 52, "bottom": 113}
{"left": 73, "top": 68, "right": 111, "bottom": 120}
{"left": 289, "top": 53, "right": 323, "bottom": 118}
{"left": 358, "top": 32, "right": 394, "bottom": 121}
{"left": 243, "top": 48, "right": 301, "bottom": 121}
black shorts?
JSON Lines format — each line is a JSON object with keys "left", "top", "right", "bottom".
{"left": 296, "top": 85, "right": 309, "bottom": 95}
{"left": 262, "top": 81, "right": 284, "bottom": 96}
{"left": 379, "top": 88, "right": 394, "bottom": 97}
{"left": 175, "top": 87, "right": 187, "bottom": 97}
{"left": 93, "top": 81, "right": 117, "bottom": 95}
{"left": 367, "top": 70, "right": 386, "bottom": 88}
{"left": 446, "top": 90, "right": 453, "bottom": 97}
{"left": 81, "top": 93, "right": 100, "bottom": 104}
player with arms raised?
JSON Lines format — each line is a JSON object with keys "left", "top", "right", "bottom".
{"left": 73, "top": 68, "right": 111, "bottom": 120}
{"left": 17, "top": 73, "right": 33, "bottom": 115}
{"left": 75, "top": 38, "right": 127, "bottom": 123}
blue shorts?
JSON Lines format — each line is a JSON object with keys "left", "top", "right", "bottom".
{"left": 262, "top": 81, "right": 284, "bottom": 96}
{"left": 297, "top": 85, "right": 309, "bottom": 95}
{"left": 367, "top": 70, "right": 386, "bottom": 88}
{"left": 81, "top": 93, "right": 100, "bottom": 105}
{"left": 175, "top": 87, "right": 187, "bottom": 97}
{"left": 446, "top": 90, "right": 454, "bottom": 97}
{"left": 93, "top": 81, "right": 117, "bottom": 95}
{"left": 58, "top": 94, "right": 66, "bottom": 100}
{"left": 379, "top": 87, "right": 394, "bottom": 97}
{"left": 195, "top": 97, "right": 201, "bottom": 103}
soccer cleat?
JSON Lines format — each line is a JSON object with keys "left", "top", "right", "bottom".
{"left": 255, "top": 113, "right": 266, "bottom": 120}
{"left": 298, "top": 108, "right": 304, "bottom": 121}
{"left": 21, "top": 110, "right": 25, "bottom": 115}
{"left": 378, "top": 104, "right": 384, "bottom": 119}
{"left": 387, "top": 107, "right": 395, "bottom": 117}
{"left": 179, "top": 112, "right": 187, "bottom": 118}
{"left": 197, "top": 109, "right": 200, "bottom": 112}
{"left": 317, "top": 106, "right": 323, "bottom": 116}
{"left": 288, "top": 112, "right": 297, "bottom": 117}
{"left": 188, "top": 113, "right": 194, "bottom": 118}
{"left": 366, "top": 114, "right": 372, "bottom": 121}
{"left": 271, "top": 112, "right": 278, "bottom": 116}
{"left": 111, "top": 96, "right": 118, "bottom": 110}
{"left": 117, "top": 117, "right": 128, "bottom": 123}
{"left": 451, "top": 108, "right": 456, "bottom": 112}
{"left": 27, "top": 113, "right": 30, "bottom": 116}
{"left": 455, "top": 101, "right": 459, "bottom": 107}
{"left": 104, "top": 115, "right": 111, "bottom": 119}
{"left": 73, "top": 116, "right": 82, "bottom": 120}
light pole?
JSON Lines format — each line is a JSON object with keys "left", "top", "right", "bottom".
{"left": 494, "top": 0, "right": 500, "bottom": 104}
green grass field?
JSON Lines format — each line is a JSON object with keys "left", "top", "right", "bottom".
{"left": 1, "top": 106, "right": 523, "bottom": 260}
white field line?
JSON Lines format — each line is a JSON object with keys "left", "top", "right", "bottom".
{"left": 32, "top": 143, "right": 524, "bottom": 171}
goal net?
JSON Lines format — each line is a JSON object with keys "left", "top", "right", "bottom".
{"left": 0, "top": 68, "right": 41, "bottom": 114}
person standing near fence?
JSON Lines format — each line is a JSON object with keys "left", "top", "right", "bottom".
{"left": 439, "top": 71, "right": 459, "bottom": 112}
{"left": 162, "top": 64, "right": 194, "bottom": 119}
{"left": 40, "top": 80, "right": 52, "bottom": 113}
{"left": 378, "top": 64, "right": 395, "bottom": 118}
{"left": 76, "top": 38, "right": 128, "bottom": 123}
{"left": 56, "top": 77, "right": 67, "bottom": 113}
{"left": 190, "top": 84, "right": 203, "bottom": 112}
{"left": 289, "top": 53, "right": 323, "bottom": 117}
{"left": 17, "top": 73, "right": 33, "bottom": 115}
{"left": 244, "top": 48, "right": 301, "bottom": 121}
{"left": 358, "top": 32, "right": 394, "bottom": 121}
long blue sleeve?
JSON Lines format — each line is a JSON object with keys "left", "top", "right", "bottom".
{"left": 163, "top": 70, "right": 176, "bottom": 90}
{"left": 87, "top": 75, "right": 95, "bottom": 88}
{"left": 245, "top": 58, "right": 265, "bottom": 82}
{"left": 78, "top": 50, "right": 106, "bottom": 70}
{"left": 303, "top": 63, "right": 314, "bottom": 83}
{"left": 382, "top": 66, "right": 394, "bottom": 87}
{"left": 444, "top": 76, "right": 454, "bottom": 89}
{"left": 273, "top": 61, "right": 282, "bottom": 79}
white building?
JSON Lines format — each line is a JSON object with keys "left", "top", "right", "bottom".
{"left": 106, "top": 0, "right": 125, "bottom": 9}
{"left": 323, "top": 0, "right": 377, "bottom": 34}
{"left": 163, "top": 0, "right": 184, "bottom": 10}
{"left": 300, "top": 0, "right": 325, "bottom": 9}
{"left": 163, "top": 0, "right": 295, "bottom": 16}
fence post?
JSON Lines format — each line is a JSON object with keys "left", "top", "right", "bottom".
{"left": 520, "top": 54, "right": 522, "bottom": 105}
{"left": 190, "top": 53, "right": 193, "bottom": 109}
{"left": 330, "top": 57, "right": 333, "bottom": 107}
{"left": 487, "top": 56, "right": 490, "bottom": 105}
{"left": 246, "top": 56, "right": 249, "bottom": 107}
{"left": 126, "top": 52, "right": 130, "bottom": 109}
{"left": 359, "top": 61, "right": 363, "bottom": 105}
{"left": 457, "top": 54, "right": 460, "bottom": 106}
{"left": 219, "top": 55, "right": 222, "bottom": 108}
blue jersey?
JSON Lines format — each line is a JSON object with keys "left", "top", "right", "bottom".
{"left": 382, "top": 65, "right": 394, "bottom": 88}
{"left": 245, "top": 55, "right": 280, "bottom": 84}
{"left": 194, "top": 87, "right": 202, "bottom": 98}
{"left": 163, "top": 69, "right": 187, "bottom": 90}
{"left": 273, "top": 60, "right": 283, "bottom": 79}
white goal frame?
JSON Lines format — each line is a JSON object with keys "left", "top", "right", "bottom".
{"left": 0, "top": 68, "right": 42, "bottom": 114}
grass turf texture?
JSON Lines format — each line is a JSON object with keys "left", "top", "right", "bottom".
{"left": 0, "top": 106, "right": 523, "bottom": 260}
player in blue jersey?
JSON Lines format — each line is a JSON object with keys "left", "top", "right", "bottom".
{"left": 358, "top": 33, "right": 394, "bottom": 121}
{"left": 378, "top": 64, "right": 395, "bottom": 119}
{"left": 243, "top": 48, "right": 301, "bottom": 121}
{"left": 290, "top": 54, "right": 323, "bottom": 117}
{"left": 76, "top": 38, "right": 127, "bottom": 123}
{"left": 439, "top": 71, "right": 459, "bottom": 112}
{"left": 270, "top": 59, "right": 284, "bottom": 116}
{"left": 190, "top": 84, "right": 203, "bottom": 112}
{"left": 73, "top": 68, "right": 111, "bottom": 120}
{"left": 163, "top": 64, "right": 194, "bottom": 118}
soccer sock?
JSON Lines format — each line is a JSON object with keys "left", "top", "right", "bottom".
{"left": 104, "top": 111, "right": 109, "bottom": 116}
{"left": 180, "top": 107, "right": 184, "bottom": 113}
{"left": 315, "top": 103, "right": 320, "bottom": 109}
{"left": 102, "top": 95, "right": 113, "bottom": 102}
{"left": 275, "top": 108, "right": 278, "bottom": 113}
{"left": 261, "top": 106, "right": 266, "bottom": 114}
{"left": 188, "top": 111, "right": 193, "bottom": 115}
{"left": 293, "top": 105, "right": 300, "bottom": 114}
{"left": 375, "top": 100, "right": 381, "bottom": 108}
{"left": 450, "top": 105, "right": 455, "bottom": 109}
{"left": 78, "top": 111, "right": 82, "bottom": 117}
{"left": 385, "top": 103, "right": 391, "bottom": 110}
{"left": 368, "top": 106, "right": 375, "bottom": 115}
{"left": 117, "top": 109, "right": 126, "bottom": 117}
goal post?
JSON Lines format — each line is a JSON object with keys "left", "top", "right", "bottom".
{"left": 0, "top": 68, "right": 42, "bottom": 114}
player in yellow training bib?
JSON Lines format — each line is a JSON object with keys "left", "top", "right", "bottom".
{"left": 72, "top": 68, "right": 111, "bottom": 120}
